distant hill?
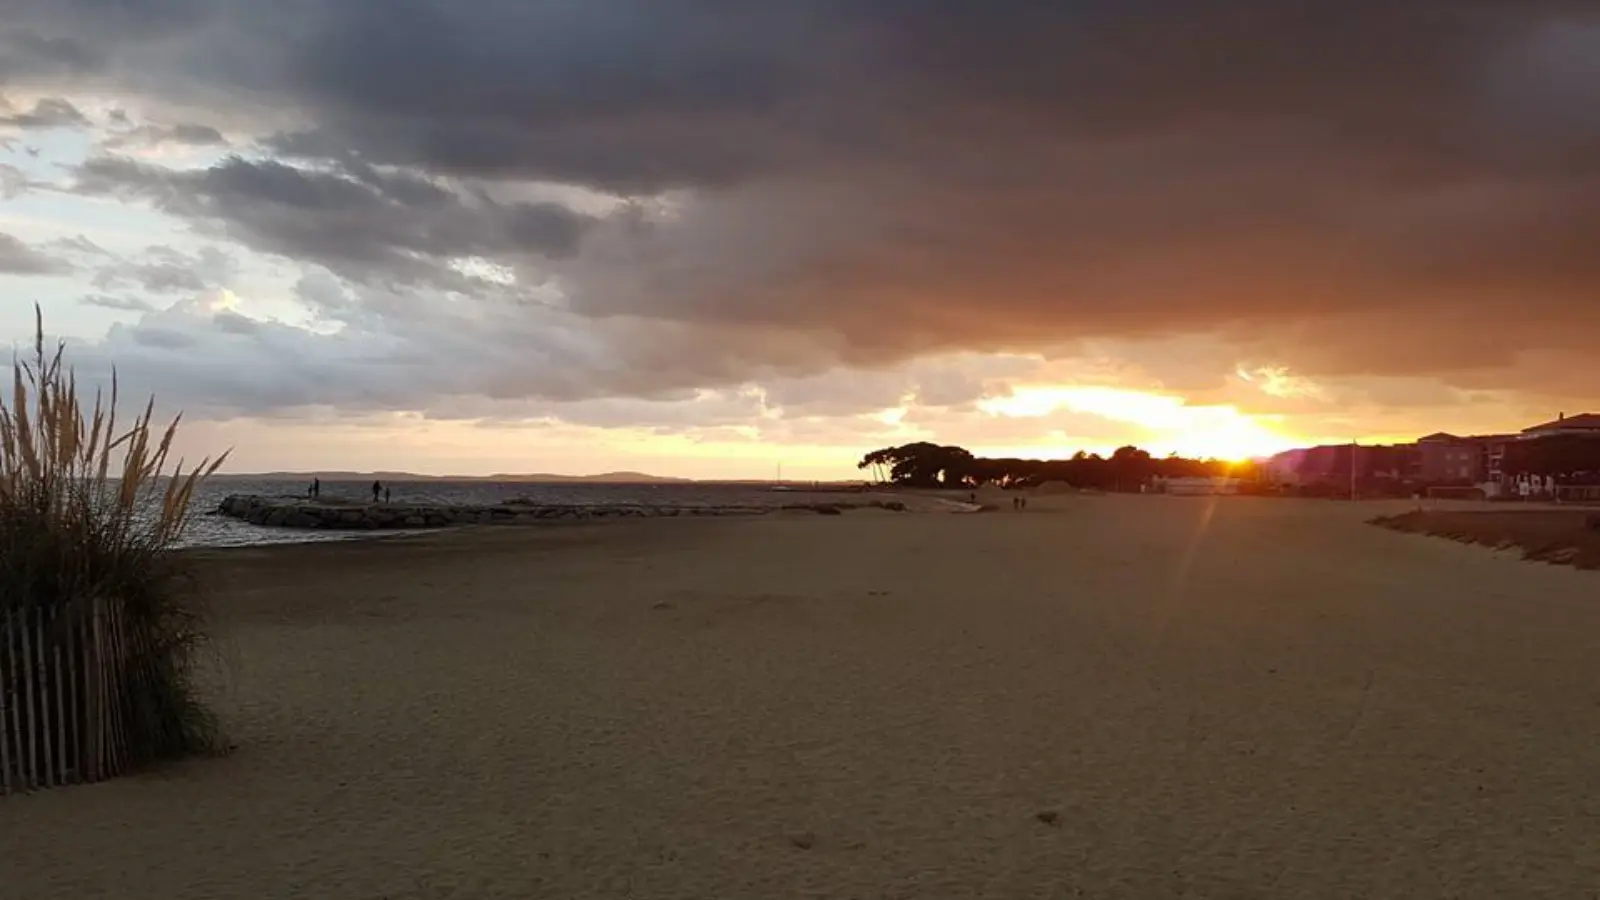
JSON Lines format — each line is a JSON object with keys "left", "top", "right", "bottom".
{"left": 212, "top": 470, "right": 694, "bottom": 484}
{"left": 486, "top": 471, "right": 695, "bottom": 484}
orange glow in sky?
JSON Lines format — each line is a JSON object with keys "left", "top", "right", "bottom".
{"left": 977, "top": 385, "right": 1300, "bottom": 461}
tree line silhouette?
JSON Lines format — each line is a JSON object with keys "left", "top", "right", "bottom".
{"left": 856, "top": 432, "right": 1600, "bottom": 494}
{"left": 857, "top": 442, "right": 1243, "bottom": 490}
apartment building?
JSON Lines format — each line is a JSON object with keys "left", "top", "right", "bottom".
{"left": 1522, "top": 413, "right": 1600, "bottom": 438}
{"left": 1265, "top": 413, "right": 1599, "bottom": 495}
{"left": 1416, "top": 433, "right": 1482, "bottom": 484}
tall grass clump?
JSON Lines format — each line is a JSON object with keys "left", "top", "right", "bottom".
{"left": 0, "top": 308, "right": 227, "bottom": 792}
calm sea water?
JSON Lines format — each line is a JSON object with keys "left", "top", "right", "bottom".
{"left": 179, "top": 479, "right": 854, "bottom": 548}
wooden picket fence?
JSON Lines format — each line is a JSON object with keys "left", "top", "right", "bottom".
{"left": 0, "top": 597, "right": 131, "bottom": 795}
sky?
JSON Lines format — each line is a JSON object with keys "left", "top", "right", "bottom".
{"left": 1, "top": 2, "right": 1596, "bottom": 479}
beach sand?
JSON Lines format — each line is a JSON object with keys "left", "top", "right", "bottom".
{"left": 4, "top": 495, "right": 1600, "bottom": 898}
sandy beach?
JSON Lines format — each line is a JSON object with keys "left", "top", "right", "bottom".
{"left": 4, "top": 494, "right": 1600, "bottom": 898}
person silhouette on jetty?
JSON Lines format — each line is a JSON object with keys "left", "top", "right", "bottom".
{"left": 309, "top": 477, "right": 321, "bottom": 500}
{"left": 384, "top": 486, "right": 391, "bottom": 504}
{"left": 371, "top": 480, "right": 382, "bottom": 504}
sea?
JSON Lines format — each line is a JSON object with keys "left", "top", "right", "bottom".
{"left": 179, "top": 479, "right": 857, "bottom": 548}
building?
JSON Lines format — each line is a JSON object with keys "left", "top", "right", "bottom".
{"left": 1263, "top": 442, "right": 1417, "bottom": 495}
{"left": 1411, "top": 415, "right": 1599, "bottom": 495}
{"left": 1262, "top": 448, "right": 1308, "bottom": 486}
{"left": 1474, "top": 433, "right": 1518, "bottom": 487}
{"left": 1268, "top": 444, "right": 1350, "bottom": 488}
{"left": 1495, "top": 413, "right": 1600, "bottom": 498}
{"left": 1411, "top": 414, "right": 1600, "bottom": 497}
{"left": 1158, "top": 476, "right": 1240, "bottom": 496}
{"left": 1416, "top": 432, "right": 1483, "bottom": 484}
{"left": 1264, "top": 413, "right": 1600, "bottom": 498}
{"left": 1466, "top": 414, "right": 1600, "bottom": 497}
{"left": 1522, "top": 413, "right": 1600, "bottom": 438}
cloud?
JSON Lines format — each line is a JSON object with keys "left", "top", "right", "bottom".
{"left": 50, "top": 234, "right": 112, "bottom": 257}
{"left": 1236, "top": 366, "right": 1328, "bottom": 401}
{"left": 0, "top": 231, "right": 71, "bottom": 275}
{"left": 0, "top": 96, "right": 88, "bottom": 129}
{"left": 100, "top": 121, "right": 227, "bottom": 150}
{"left": 80, "top": 294, "right": 156, "bottom": 312}
{"left": 53, "top": 277, "right": 759, "bottom": 418}
{"left": 72, "top": 155, "right": 599, "bottom": 286}
{"left": 0, "top": 164, "right": 32, "bottom": 199}
{"left": 2, "top": 0, "right": 1598, "bottom": 425}
{"left": 50, "top": 271, "right": 1025, "bottom": 432}
{"left": 0, "top": 29, "right": 100, "bottom": 80}
{"left": 91, "top": 244, "right": 237, "bottom": 294}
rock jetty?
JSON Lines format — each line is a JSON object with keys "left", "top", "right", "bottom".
{"left": 214, "top": 494, "right": 905, "bottom": 530}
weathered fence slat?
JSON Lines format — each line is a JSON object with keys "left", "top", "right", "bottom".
{"left": 92, "top": 602, "right": 108, "bottom": 783}
{"left": 1, "top": 599, "right": 134, "bottom": 796}
{"left": 9, "top": 607, "right": 25, "bottom": 793}
{"left": 53, "top": 623, "right": 68, "bottom": 788}
{"left": 1, "top": 609, "right": 14, "bottom": 795}
{"left": 106, "top": 596, "right": 125, "bottom": 779}
{"left": 81, "top": 604, "right": 97, "bottom": 784}
{"left": 106, "top": 599, "right": 124, "bottom": 776}
{"left": 65, "top": 605, "right": 81, "bottom": 788}
{"left": 35, "top": 608, "right": 55, "bottom": 788}
{"left": 21, "top": 607, "right": 39, "bottom": 791}
{"left": 42, "top": 609, "right": 59, "bottom": 787}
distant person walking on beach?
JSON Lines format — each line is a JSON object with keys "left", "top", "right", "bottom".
{"left": 384, "top": 487, "right": 391, "bottom": 504}
{"left": 371, "top": 480, "right": 382, "bottom": 504}
{"left": 310, "top": 477, "right": 321, "bottom": 499}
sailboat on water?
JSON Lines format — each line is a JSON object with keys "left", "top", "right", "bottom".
{"left": 770, "top": 461, "right": 794, "bottom": 491}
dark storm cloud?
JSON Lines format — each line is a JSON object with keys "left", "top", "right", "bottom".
{"left": 73, "top": 155, "right": 596, "bottom": 285}
{"left": 254, "top": 2, "right": 1600, "bottom": 191}
{"left": 5, "top": 0, "right": 1599, "bottom": 402}
{"left": 0, "top": 231, "right": 71, "bottom": 275}
{"left": 0, "top": 29, "right": 101, "bottom": 79}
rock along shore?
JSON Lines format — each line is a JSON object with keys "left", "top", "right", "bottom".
{"left": 214, "top": 494, "right": 906, "bottom": 530}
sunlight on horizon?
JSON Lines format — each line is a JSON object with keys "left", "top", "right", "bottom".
{"left": 978, "top": 385, "right": 1301, "bottom": 461}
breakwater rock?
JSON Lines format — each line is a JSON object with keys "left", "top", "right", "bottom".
{"left": 214, "top": 494, "right": 905, "bottom": 530}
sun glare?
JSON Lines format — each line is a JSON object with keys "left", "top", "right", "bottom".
{"left": 978, "top": 385, "right": 1297, "bottom": 461}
